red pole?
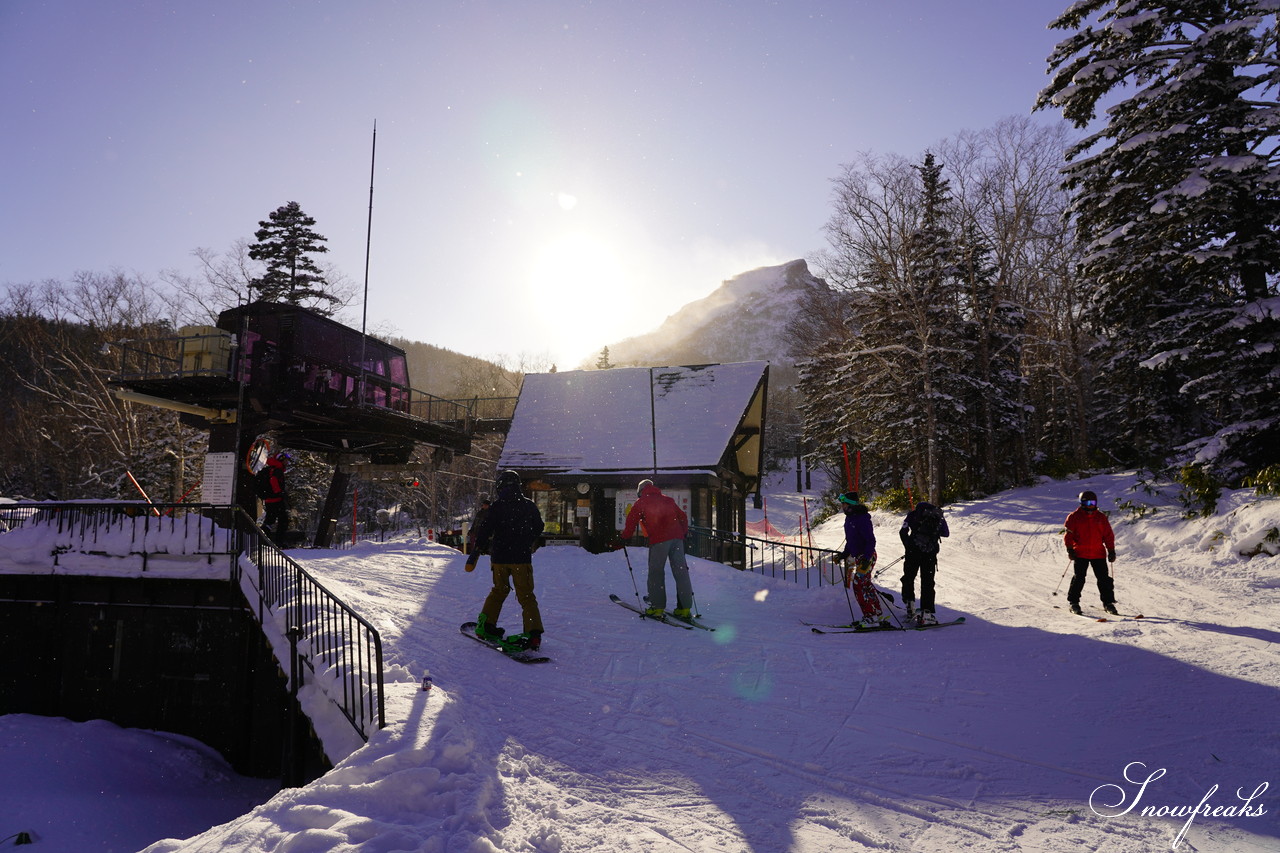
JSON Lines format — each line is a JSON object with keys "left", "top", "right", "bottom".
{"left": 125, "top": 470, "right": 161, "bottom": 516}
{"left": 802, "top": 496, "right": 813, "bottom": 550}
{"left": 841, "top": 444, "right": 853, "bottom": 490}
{"left": 854, "top": 450, "right": 861, "bottom": 493}
{"left": 163, "top": 480, "right": 202, "bottom": 517}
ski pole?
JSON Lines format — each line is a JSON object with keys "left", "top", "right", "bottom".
{"left": 1052, "top": 557, "right": 1072, "bottom": 596}
{"left": 873, "top": 554, "right": 905, "bottom": 580}
{"left": 620, "top": 543, "right": 644, "bottom": 607}
{"left": 839, "top": 558, "right": 859, "bottom": 622}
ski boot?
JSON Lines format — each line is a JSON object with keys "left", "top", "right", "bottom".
{"left": 644, "top": 606, "right": 665, "bottom": 618}
{"left": 672, "top": 607, "right": 693, "bottom": 620}
{"left": 1103, "top": 602, "right": 1119, "bottom": 615}
{"left": 921, "top": 611, "right": 938, "bottom": 626}
{"left": 1069, "top": 601, "right": 1082, "bottom": 615}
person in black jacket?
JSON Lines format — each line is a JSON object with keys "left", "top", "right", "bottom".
{"left": 465, "top": 470, "right": 546, "bottom": 650}
{"left": 899, "top": 501, "right": 949, "bottom": 625}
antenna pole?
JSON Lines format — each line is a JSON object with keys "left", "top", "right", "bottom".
{"left": 362, "top": 121, "right": 376, "bottom": 336}
{"left": 358, "top": 121, "right": 376, "bottom": 404}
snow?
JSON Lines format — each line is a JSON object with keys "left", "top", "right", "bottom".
{"left": 499, "top": 362, "right": 767, "bottom": 473}
{"left": 4, "top": 470, "right": 1279, "bottom": 852}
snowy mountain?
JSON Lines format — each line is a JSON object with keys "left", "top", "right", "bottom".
{"left": 604, "top": 259, "right": 827, "bottom": 381}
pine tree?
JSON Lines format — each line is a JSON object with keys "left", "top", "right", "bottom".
{"left": 247, "top": 201, "right": 340, "bottom": 312}
{"left": 1036, "top": 0, "right": 1280, "bottom": 476}
{"left": 596, "top": 347, "right": 613, "bottom": 369}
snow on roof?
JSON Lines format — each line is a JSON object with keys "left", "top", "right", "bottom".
{"left": 498, "top": 362, "right": 767, "bottom": 474}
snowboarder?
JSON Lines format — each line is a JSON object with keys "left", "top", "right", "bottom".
{"left": 257, "top": 453, "right": 290, "bottom": 543}
{"left": 835, "top": 491, "right": 889, "bottom": 628}
{"left": 1063, "top": 489, "right": 1118, "bottom": 615}
{"left": 899, "top": 501, "right": 950, "bottom": 625}
{"left": 620, "top": 480, "right": 694, "bottom": 619}
{"left": 466, "top": 471, "right": 546, "bottom": 650}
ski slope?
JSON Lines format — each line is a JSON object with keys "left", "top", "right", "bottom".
{"left": 145, "top": 471, "right": 1280, "bottom": 852}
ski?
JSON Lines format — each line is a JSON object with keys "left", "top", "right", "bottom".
{"left": 642, "top": 595, "right": 717, "bottom": 631}
{"left": 459, "top": 622, "right": 551, "bottom": 663}
{"left": 610, "top": 594, "right": 698, "bottom": 630}
{"left": 812, "top": 616, "right": 966, "bottom": 634}
{"left": 910, "top": 616, "right": 966, "bottom": 630}
{"left": 808, "top": 617, "right": 901, "bottom": 630}
{"left": 1057, "top": 606, "right": 1145, "bottom": 622}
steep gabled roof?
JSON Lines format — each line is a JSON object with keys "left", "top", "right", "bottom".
{"left": 498, "top": 362, "right": 767, "bottom": 481}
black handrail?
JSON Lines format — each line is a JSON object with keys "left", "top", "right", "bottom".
{"left": 240, "top": 515, "right": 386, "bottom": 740}
{"left": 0, "top": 501, "right": 386, "bottom": 744}
{"left": 686, "top": 524, "right": 844, "bottom": 589}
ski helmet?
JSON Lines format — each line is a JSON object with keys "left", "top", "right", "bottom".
{"left": 496, "top": 470, "right": 522, "bottom": 491}
{"left": 838, "top": 491, "right": 860, "bottom": 506}
{"left": 1079, "top": 490, "right": 1098, "bottom": 508}
{"left": 637, "top": 479, "right": 654, "bottom": 497}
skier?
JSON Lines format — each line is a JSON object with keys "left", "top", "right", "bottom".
{"left": 835, "top": 491, "right": 890, "bottom": 628}
{"left": 899, "top": 501, "right": 950, "bottom": 625}
{"left": 466, "top": 471, "right": 546, "bottom": 650}
{"left": 257, "top": 453, "right": 291, "bottom": 543}
{"left": 1063, "top": 489, "right": 1118, "bottom": 615}
{"left": 620, "top": 480, "right": 694, "bottom": 619}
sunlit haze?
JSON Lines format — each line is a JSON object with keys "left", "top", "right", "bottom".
{"left": 1, "top": 1, "right": 1069, "bottom": 370}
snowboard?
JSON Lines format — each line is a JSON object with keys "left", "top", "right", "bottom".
{"left": 460, "top": 622, "right": 550, "bottom": 663}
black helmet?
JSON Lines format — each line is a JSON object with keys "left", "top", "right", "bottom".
{"left": 838, "top": 491, "right": 860, "bottom": 506}
{"left": 1079, "top": 490, "right": 1098, "bottom": 507}
{"left": 637, "top": 478, "right": 654, "bottom": 497}
{"left": 496, "top": 470, "right": 521, "bottom": 490}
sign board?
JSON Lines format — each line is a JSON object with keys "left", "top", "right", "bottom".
{"left": 615, "top": 488, "right": 691, "bottom": 530}
{"left": 202, "top": 452, "right": 237, "bottom": 505}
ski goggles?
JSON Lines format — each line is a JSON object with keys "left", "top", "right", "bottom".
{"left": 1081, "top": 499, "right": 1098, "bottom": 508}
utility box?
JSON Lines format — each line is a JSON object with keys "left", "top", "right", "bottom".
{"left": 178, "top": 325, "right": 234, "bottom": 376}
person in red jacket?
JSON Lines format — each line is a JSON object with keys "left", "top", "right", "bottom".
{"left": 1063, "top": 489, "right": 1117, "bottom": 615}
{"left": 621, "top": 480, "right": 694, "bottom": 619}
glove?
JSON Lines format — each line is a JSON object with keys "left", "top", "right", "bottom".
{"left": 1066, "top": 548, "right": 1077, "bottom": 561}
{"left": 464, "top": 557, "right": 478, "bottom": 572}
{"left": 1107, "top": 549, "right": 1116, "bottom": 563}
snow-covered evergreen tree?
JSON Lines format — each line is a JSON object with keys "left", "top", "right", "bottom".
{"left": 1036, "top": 0, "right": 1280, "bottom": 477}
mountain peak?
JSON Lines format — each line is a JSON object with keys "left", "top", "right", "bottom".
{"left": 604, "top": 260, "right": 826, "bottom": 374}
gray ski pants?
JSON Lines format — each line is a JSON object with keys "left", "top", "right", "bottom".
{"left": 647, "top": 538, "right": 693, "bottom": 611}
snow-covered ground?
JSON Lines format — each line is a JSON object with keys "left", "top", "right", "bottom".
{"left": 5, "top": 471, "right": 1279, "bottom": 852}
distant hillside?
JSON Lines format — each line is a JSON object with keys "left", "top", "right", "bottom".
{"left": 387, "top": 338, "right": 522, "bottom": 400}
{"left": 603, "top": 259, "right": 827, "bottom": 386}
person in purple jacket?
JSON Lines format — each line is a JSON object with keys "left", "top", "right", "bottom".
{"left": 836, "top": 491, "right": 890, "bottom": 628}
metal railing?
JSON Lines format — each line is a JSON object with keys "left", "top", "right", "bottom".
{"left": 240, "top": 517, "right": 385, "bottom": 741}
{"left": 0, "top": 501, "right": 385, "bottom": 745}
{"left": 687, "top": 524, "right": 844, "bottom": 588}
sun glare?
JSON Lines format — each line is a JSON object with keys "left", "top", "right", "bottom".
{"left": 528, "top": 230, "right": 629, "bottom": 368}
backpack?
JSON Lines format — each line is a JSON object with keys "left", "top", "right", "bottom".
{"left": 254, "top": 467, "right": 276, "bottom": 500}
{"left": 910, "top": 504, "right": 944, "bottom": 555}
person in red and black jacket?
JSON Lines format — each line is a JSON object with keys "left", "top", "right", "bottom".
{"left": 1063, "top": 489, "right": 1117, "bottom": 615}
{"left": 259, "top": 454, "right": 290, "bottom": 542}
{"left": 621, "top": 480, "right": 694, "bottom": 619}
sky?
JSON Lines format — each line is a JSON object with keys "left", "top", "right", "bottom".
{"left": 0, "top": 0, "right": 1074, "bottom": 370}
{"left": 2, "top": 470, "right": 1278, "bottom": 851}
